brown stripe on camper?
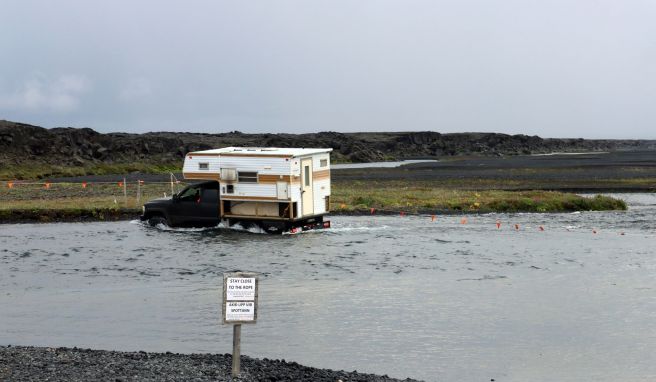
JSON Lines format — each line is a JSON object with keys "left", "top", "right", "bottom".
{"left": 218, "top": 153, "right": 293, "bottom": 158}
{"left": 183, "top": 172, "right": 220, "bottom": 180}
{"left": 290, "top": 175, "right": 301, "bottom": 184}
{"left": 313, "top": 169, "right": 330, "bottom": 180}
{"left": 258, "top": 174, "right": 292, "bottom": 183}
{"left": 221, "top": 196, "right": 284, "bottom": 201}
{"left": 186, "top": 153, "right": 220, "bottom": 157}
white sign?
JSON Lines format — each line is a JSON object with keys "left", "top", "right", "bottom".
{"left": 223, "top": 272, "right": 258, "bottom": 324}
{"left": 226, "top": 277, "right": 256, "bottom": 301}
{"left": 225, "top": 301, "right": 255, "bottom": 321}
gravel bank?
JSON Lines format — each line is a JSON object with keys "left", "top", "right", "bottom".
{"left": 0, "top": 346, "right": 421, "bottom": 382}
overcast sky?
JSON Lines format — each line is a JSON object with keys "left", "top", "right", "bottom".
{"left": 1, "top": 1, "right": 655, "bottom": 138}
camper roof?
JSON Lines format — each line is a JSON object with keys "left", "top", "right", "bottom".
{"left": 188, "top": 147, "right": 333, "bottom": 157}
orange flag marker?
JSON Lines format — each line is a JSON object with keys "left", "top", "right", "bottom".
{"left": 7, "top": 182, "right": 14, "bottom": 189}
{"left": 370, "top": 208, "right": 375, "bottom": 214}
{"left": 460, "top": 218, "right": 467, "bottom": 225}
{"left": 496, "top": 220, "right": 501, "bottom": 229}
{"left": 431, "top": 215, "right": 436, "bottom": 222}
{"left": 82, "top": 182, "right": 87, "bottom": 188}
{"left": 44, "top": 182, "right": 51, "bottom": 189}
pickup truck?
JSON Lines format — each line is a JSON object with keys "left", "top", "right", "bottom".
{"left": 141, "top": 181, "right": 220, "bottom": 228}
{"left": 140, "top": 180, "right": 329, "bottom": 233}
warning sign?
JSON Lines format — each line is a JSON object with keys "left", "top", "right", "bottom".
{"left": 223, "top": 272, "right": 258, "bottom": 324}
{"left": 226, "top": 301, "right": 255, "bottom": 321}
{"left": 226, "top": 277, "right": 256, "bottom": 301}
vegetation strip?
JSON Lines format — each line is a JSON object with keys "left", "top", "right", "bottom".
{"left": 331, "top": 183, "right": 627, "bottom": 213}
{"left": 0, "top": 180, "right": 626, "bottom": 223}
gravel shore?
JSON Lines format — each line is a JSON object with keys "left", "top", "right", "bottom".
{"left": 0, "top": 346, "right": 421, "bottom": 382}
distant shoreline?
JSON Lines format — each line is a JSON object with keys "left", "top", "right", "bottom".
{"left": 0, "top": 197, "right": 630, "bottom": 225}
{"left": 3, "top": 150, "right": 654, "bottom": 224}
{"left": 0, "top": 208, "right": 140, "bottom": 224}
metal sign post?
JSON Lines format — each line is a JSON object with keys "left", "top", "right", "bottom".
{"left": 223, "top": 272, "right": 259, "bottom": 378}
{"left": 123, "top": 177, "right": 128, "bottom": 207}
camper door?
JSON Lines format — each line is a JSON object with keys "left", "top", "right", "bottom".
{"left": 301, "top": 158, "right": 314, "bottom": 215}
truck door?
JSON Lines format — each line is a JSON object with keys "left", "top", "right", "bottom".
{"left": 199, "top": 188, "right": 220, "bottom": 225}
{"left": 172, "top": 185, "right": 205, "bottom": 226}
{"left": 301, "top": 158, "right": 314, "bottom": 216}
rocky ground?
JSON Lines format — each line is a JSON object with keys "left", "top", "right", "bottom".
{"left": 45, "top": 150, "right": 656, "bottom": 192}
{"left": 2, "top": 119, "right": 655, "bottom": 171}
{"left": 0, "top": 346, "right": 420, "bottom": 382}
{"left": 333, "top": 150, "right": 656, "bottom": 191}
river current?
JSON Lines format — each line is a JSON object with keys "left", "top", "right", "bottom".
{"left": 1, "top": 194, "right": 655, "bottom": 381}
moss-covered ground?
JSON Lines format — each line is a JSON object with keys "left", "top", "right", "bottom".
{"left": 0, "top": 179, "right": 627, "bottom": 223}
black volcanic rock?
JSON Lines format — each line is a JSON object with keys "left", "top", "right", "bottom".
{"left": 0, "top": 121, "right": 190, "bottom": 169}
{"left": 1, "top": 120, "right": 655, "bottom": 171}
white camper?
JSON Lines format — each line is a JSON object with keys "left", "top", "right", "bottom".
{"left": 182, "top": 147, "right": 332, "bottom": 231}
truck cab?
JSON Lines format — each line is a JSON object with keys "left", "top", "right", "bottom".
{"left": 140, "top": 181, "right": 220, "bottom": 227}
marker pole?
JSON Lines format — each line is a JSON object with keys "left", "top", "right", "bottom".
{"left": 232, "top": 324, "right": 242, "bottom": 377}
{"left": 123, "top": 177, "right": 127, "bottom": 207}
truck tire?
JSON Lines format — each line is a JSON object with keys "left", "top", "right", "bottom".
{"left": 147, "top": 215, "right": 168, "bottom": 227}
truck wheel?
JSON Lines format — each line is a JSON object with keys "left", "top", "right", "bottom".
{"left": 147, "top": 215, "right": 168, "bottom": 227}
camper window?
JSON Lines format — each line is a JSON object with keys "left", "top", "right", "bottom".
{"left": 320, "top": 159, "right": 327, "bottom": 167}
{"left": 198, "top": 162, "right": 209, "bottom": 170}
{"left": 238, "top": 171, "right": 258, "bottom": 183}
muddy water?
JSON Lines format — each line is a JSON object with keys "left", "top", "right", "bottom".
{"left": 1, "top": 194, "right": 655, "bottom": 381}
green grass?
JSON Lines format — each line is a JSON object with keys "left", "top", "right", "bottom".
{"left": 0, "top": 162, "right": 181, "bottom": 180}
{"left": 0, "top": 182, "right": 182, "bottom": 209}
{"left": 0, "top": 181, "right": 180, "bottom": 222}
{"left": 330, "top": 181, "right": 627, "bottom": 213}
{"left": 0, "top": 178, "right": 628, "bottom": 223}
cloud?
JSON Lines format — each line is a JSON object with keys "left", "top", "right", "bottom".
{"left": 0, "top": 74, "right": 91, "bottom": 113}
{"left": 118, "top": 77, "right": 152, "bottom": 102}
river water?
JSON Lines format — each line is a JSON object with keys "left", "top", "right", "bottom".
{"left": 1, "top": 194, "right": 655, "bottom": 381}
{"left": 331, "top": 159, "right": 438, "bottom": 169}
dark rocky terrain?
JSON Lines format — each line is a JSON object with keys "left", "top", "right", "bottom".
{"left": 2, "top": 120, "right": 655, "bottom": 170}
{"left": 333, "top": 150, "right": 656, "bottom": 191}
{"left": 0, "top": 346, "right": 420, "bottom": 382}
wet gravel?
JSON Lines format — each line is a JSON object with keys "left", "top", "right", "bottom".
{"left": 0, "top": 346, "right": 421, "bottom": 382}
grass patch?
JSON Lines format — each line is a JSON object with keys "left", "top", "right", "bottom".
{"left": 0, "top": 161, "right": 181, "bottom": 180}
{"left": 330, "top": 180, "right": 627, "bottom": 213}
{"left": 0, "top": 178, "right": 629, "bottom": 223}
{"left": 0, "top": 182, "right": 182, "bottom": 210}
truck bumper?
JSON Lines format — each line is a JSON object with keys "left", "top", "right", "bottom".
{"left": 289, "top": 220, "right": 331, "bottom": 234}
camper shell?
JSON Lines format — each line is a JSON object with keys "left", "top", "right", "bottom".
{"left": 182, "top": 147, "right": 332, "bottom": 231}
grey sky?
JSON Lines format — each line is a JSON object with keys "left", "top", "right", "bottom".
{"left": 1, "top": 0, "right": 655, "bottom": 138}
